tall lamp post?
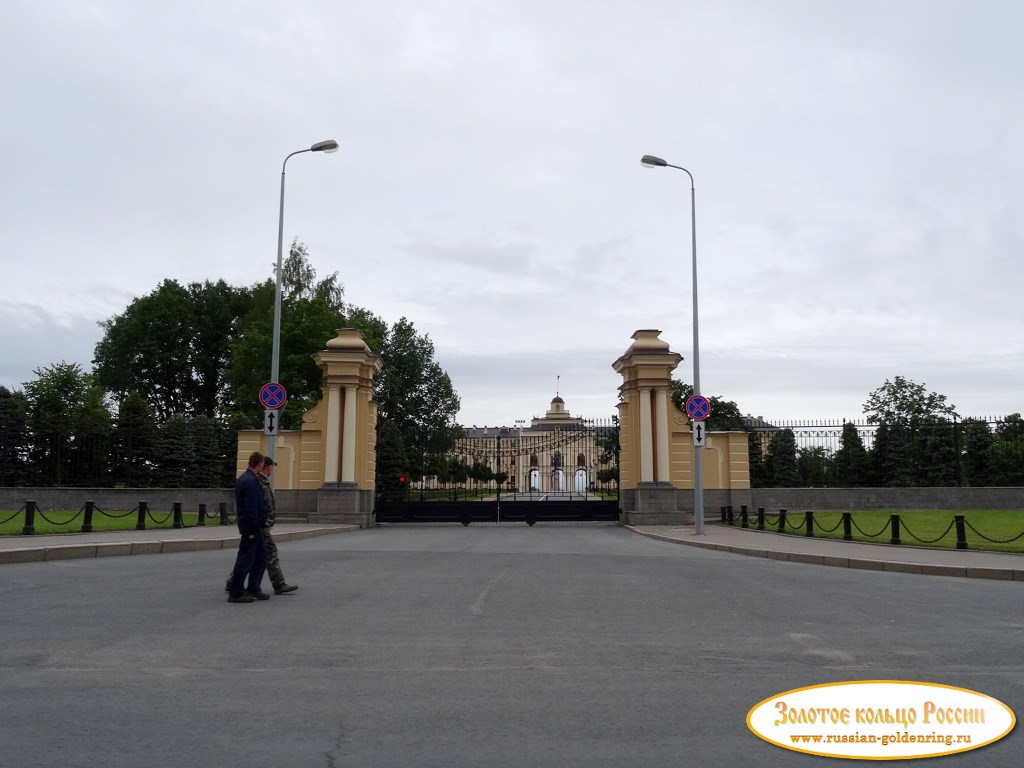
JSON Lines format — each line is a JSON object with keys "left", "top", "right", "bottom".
{"left": 268, "top": 139, "right": 339, "bottom": 470}
{"left": 514, "top": 419, "right": 527, "bottom": 496}
{"left": 640, "top": 154, "right": 704, "bottom": 535}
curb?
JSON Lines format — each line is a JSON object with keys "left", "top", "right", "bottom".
{"left": 626, "top": 526, "right": 1024, "bottom": 582}
{"left": 0, "top": 525, "right": 358, "bottom": 566}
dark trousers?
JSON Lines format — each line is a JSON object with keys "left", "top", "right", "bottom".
{"left": 228, "top": 526, "right": 267, "bottom": 598}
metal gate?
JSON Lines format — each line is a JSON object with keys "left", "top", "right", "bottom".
{"left": 375, "top": 418, "right": 620, "bottom": 525}
{"left": 375, "top": 496, "right": 620, "bottom": 525}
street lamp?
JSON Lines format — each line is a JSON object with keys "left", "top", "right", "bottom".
{"left": 268, "top": 139, "right": 339, "bottom": 470}
{"left": 640, "top": 154, "right": 705, "bottom": 535}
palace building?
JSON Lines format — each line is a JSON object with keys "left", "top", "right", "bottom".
{"left": 448, "top": 396, "right": 616, "bottom": 495}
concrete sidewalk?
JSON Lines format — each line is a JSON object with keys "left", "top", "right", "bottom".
{"left": 0, "top": 522, "right": 358, "bottom": 564}
{"left": 629, "top": 523, "right": 1024, "bottom": 581}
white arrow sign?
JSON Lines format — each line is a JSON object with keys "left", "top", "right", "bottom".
{"left": 264, "top": 409, "right": 278, "bottom": 436}
{"left": 692, "top": 421, "right": 707, "bottom": 447}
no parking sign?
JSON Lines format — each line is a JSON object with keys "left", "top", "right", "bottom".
{"left": 258, "top": 382, "right": 287, "bottom": 410}
{"left": 685, "top": 394, "right": 711, "bottom": 421}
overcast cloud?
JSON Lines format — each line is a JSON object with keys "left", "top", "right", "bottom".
{"left": 3, "top": 1, "right": 1021, "bottom": 426}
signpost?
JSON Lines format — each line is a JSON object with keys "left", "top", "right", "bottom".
{"left": 259, "top": 382, "right": 287, "bottom": 438}
{"left": 686, "top": 394, "right": 710, "bottom": 465}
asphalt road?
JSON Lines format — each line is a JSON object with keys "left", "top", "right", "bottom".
{"left": 1, "top": 523, "right": 1020, "bottom": 767}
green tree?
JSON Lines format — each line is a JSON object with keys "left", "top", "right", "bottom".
{"left": 23, "top": 363, "right": 111, "bottom": 486}
{"left": 595, "top": 415, "right": 620, "bottom": 485}
{"left": 988, "top": 414, "right": 1024, "bottom": 486}
{"left": 110, "top": 391, "right": 159, "bottom": 488}
{"left": 765, "top": 429, "right": 799, "bottom": 487}
{"left": 0, "top": 386, "right": 29, "bottom": 487}
{"left": 863, "top": 377, "right": 957, "bottom": 486}
{"left": 960, "top": 418, "right": 993, "bottom": 487}
{"left": 468, "top": 460, "right": 493, "bottom": 492}
{"left": 863, "top": 376, "right": 955, "bottom": 425}
{"left": 915, "top": 416, "right": 958, "bottom": 486}
{"left": 995, "top": 413, "right": 1024, "bottom": 441}
{"left": 449, "top": 458, "right": 469, "bottom": 488}
{"left": 834, "top": 422, "right": 869, "bottom": 486}
{"left": 747, "top": 432, "right": 770, "bottom": 488}
{"left": 227, "top": 241, "right": 391, "bottom": 430}
{"left": 797, "top": 446, "right": 832, "bottom": 487}
{"left": 228, "top": 243, "right": 348, "bottom": 428}
{"left": 869, "top": 422, "right": 911, "bottom": 487}
{"left": 375, "top": 419, "right": 410, "bottom": 502}
{"left": 423, "top": 452, "right": 450, "bottom": 483}
{"left": 988, "top": 440, "right": 1024, "bottom": 485}
{"left": 155, "top": 414, "right": 234, "bottom": 488}
{"left": 94, "top": 279, "right": 250, "bottom": 421}
{"left": 374, "top": 317, "right": 461, "bottom": 461}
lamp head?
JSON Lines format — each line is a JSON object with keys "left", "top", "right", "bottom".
{"left": 641, "top": 154, "right": 667, "bottom": 168}
{"left": 312, "top": 139, "right": 340, "bottom": 153}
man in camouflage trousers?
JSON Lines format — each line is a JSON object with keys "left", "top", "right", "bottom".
{"left": 257, "top": 457, "right": 297, "bottom": 595}
{"left": 226, "top": 456, "right": 298, "bottom": 595}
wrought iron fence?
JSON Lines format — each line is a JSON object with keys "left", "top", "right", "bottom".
{"left": 746, "top": 415, "right": 1024, "bottom": 488}
{"left": 396, "top": 418, "right": 620, "bottom": 501}
{"left": 0, "top": 417, "right": 238, "bottom": 489}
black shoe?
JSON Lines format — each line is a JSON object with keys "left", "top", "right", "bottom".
{"left": 228, "top": 594, "right": 255, "bottom": 603}
{"left": 274, "top": 584, "right": 298, "bottom": 595}
{"left": 246, "top": 590, "right": 271, "bottom": 600}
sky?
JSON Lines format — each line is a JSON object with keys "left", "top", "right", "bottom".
{"left": 3, "top": 0, "right": 1022, "bottom": 428}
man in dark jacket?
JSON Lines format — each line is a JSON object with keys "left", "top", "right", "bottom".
{"left": 227, "top": 451, "right": 269, "bottom": 603}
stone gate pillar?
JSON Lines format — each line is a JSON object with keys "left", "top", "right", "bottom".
{"left": 310, "top": 328, "right": 382, "bottom": 527}
{"left": 613, "top": 329, "right": 686, "bottom": 525}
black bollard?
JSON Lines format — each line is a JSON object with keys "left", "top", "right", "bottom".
{"left": 842, "top": 512, "right": 853, "bottom": 541}
{"left": 219, "top": 502, "right": 229, "bottom": 525}
{"left": 82, "top": 501, "right": 95, "bottom": 533}
{"left": 804, "top": 511, "right": 814, "bottom": 537}
{"left": 22, "top": 500, "right": 36, "bottom": 535}
{"left": 136, "top": 501, "right": 148, "bottom": 531}
{"left": 172, "top": 501, "right": 183, "bottom": 529}
{"left": 720, "top": 506, "right": 727, "bottom": 523}
{"left": 740, "top": 505, "right": 749, "bottom": 529}
{"left": 954, "top": 515, "right": 968, "bottom": 550}
{"left": 727, "top": 505, "right": 735, "bottom": 525}
{"left": 197, "top": 503, "right": 207, "bottom": 527}
{"left": 777, "top": 509, "right": 787, "bottom": 533}
{"left": 757, "top": 507, "right": 766, "bottom": 530}
{"left": 889, "top": 514, "right": 901, "bottom": 545}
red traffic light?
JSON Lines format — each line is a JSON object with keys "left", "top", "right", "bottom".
{"left": 398, "top": 475, "right": 407, "bottom": 484}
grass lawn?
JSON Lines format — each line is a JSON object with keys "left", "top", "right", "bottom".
{"left": 745, "top": 509, "right": 1024, "bottom": 554}
{"left": 0, "top": 509, "right": 224, "bottom": 536}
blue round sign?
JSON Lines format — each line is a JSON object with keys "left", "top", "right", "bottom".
{"left": 259, "top": 382, "right": 288, "bottom": 410}
{"left": 685, "top": 394, "right": 711, "bottom": 421}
